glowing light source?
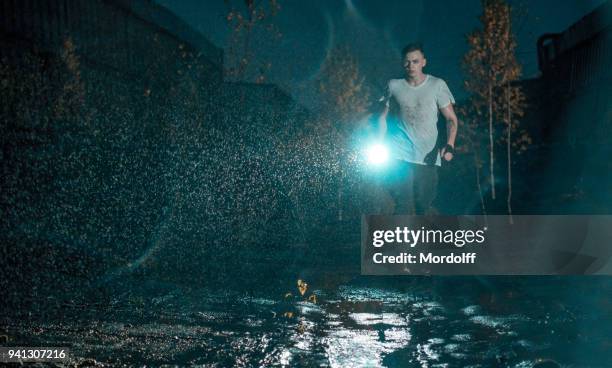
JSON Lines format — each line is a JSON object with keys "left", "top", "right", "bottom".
{"left": 366, "top": 143, "right": 389, "bottom": 165}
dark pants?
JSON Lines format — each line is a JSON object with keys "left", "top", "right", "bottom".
{"left": 386, "top": 160, "right": 438, "bottom": 215}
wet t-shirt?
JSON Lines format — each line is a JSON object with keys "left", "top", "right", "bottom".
{"left": 384, "top": 75, "right": 455, "bottom": 166}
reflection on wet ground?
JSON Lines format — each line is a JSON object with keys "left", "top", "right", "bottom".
{"left": 2, "top": 277, "right": 611, "bottom": 367}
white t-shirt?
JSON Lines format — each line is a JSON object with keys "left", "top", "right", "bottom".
{"left": 384, "top": 74, "right": 455, "bottom": 166}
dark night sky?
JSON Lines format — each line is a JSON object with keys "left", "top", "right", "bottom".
{"left": 155, "top": 0, "right": 606, "bottom": 105}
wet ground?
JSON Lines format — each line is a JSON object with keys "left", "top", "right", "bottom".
{"left": 2, "top": 275, "right": 611, "bottom": 367}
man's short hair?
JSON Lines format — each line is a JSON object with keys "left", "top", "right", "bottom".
{"left": 402, "top": 43, "right": 425, "bottom": 58}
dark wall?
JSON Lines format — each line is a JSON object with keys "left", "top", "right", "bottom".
{"left": 522, "top": 3, "right": 612, "bottom": 213}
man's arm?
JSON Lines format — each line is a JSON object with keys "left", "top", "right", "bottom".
{"left": 439, "top": 103, "right": 458, "bottom": 161}
{"left": 377, "top": 103, "right": 389, "bottom": 140}
{"left": 377, "top": 81, "right": 392, "bottom": 140}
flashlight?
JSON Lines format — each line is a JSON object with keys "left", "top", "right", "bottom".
{"left": 365, "top": 143, "right": 389, "bottom": 165}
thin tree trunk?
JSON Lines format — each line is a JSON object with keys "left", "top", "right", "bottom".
{"left": 338, "top": 186, "right": 343, "bottom": 221}
{"left": 475, "top": 154, "right": 487, "bottom": 223}
{"left": 238, "top": 16, "right": 253, "bottom": 80}
{"left": 506, "top": 84, "right": 513, "bottom": 224}
{"left": 488, "top": 84, "right": 496, "bottom": 200}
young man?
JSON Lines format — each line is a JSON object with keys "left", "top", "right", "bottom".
{"left": 378, "top": 43, "right": 458, "bottom": 215}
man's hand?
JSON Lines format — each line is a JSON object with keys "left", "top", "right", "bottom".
{"left": 439, "top": 103, "right": 458, "bottom": 162}
{"left": 441, "top": 144, "right": 454, "bottom": 161}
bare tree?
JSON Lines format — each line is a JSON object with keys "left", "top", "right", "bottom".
{"left": 464, "top": 0, "right": 510, "bottom": 200}
{"left": 456, "top": 102, "right": 487, "bottom": 218}
{"left": 224, "top": 0, "right": 281, "bottom": 83}
{"left": 316, "top": 45, "right": 371, "bottom": 220}
{"left": 464, "top": 0, "right": 529, "bottom": 219}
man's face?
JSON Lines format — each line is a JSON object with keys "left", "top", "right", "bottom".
{"left": 403, "top": 50, "right": 426, "bottom": 77}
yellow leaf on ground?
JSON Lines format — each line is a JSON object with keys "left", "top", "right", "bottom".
{"left": 297, "top": 279, "right": 308, "bottom": 296}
